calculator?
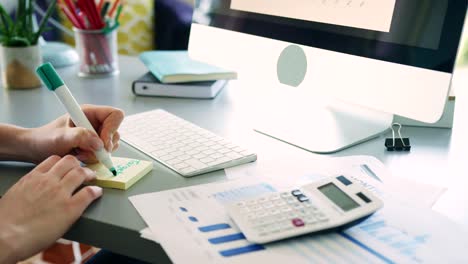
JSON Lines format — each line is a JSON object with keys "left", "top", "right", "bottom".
{"left": 226, "top": 175, "right": 383, "bottom": 244}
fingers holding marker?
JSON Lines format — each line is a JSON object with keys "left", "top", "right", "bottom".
{"left": 112, "top": 132, "right": 120, "bottom": 151}
{"left": 66, "top": 127, "right": 104, "bottom": 152}
{"left": 75, "top": 150, "right": 98, "bottom": 163}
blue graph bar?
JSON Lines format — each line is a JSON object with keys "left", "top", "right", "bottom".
{"left": 359, "top": 220, "right": 385, "bottom": 231}
{"left": 213, "top": 183, "right": 276, "bottom": 204}
{"left": 208, "top": 233, "right": 246, "bottom": 244}
{"left": 199, "top": 223, "right": 231, "bottom": 232}
{"left": 219, "top": 244, "right": 265, "bottom": 257}
{"left": 339, "top": 232, "right": 395, "bottom": 264}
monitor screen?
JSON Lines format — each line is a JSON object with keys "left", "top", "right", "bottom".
{"left": 194, "top": 0, "right": 467, "bottom": 73}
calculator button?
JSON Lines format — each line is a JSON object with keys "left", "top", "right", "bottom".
{"left": 256, "top": 227, "right": 269, "bottom": 236}
{"left": 250, "top": 205, "right": 262, "bottom": 211}
{"left": 236, "top": 201, "right": 246, "bottom": 207}
{"left": 270, "top": 224, "right": 282, "bottom": 233}
{"left": 263, "top": 216, "right": 277, "bottom": 224}
{"left": 292, "top": 203, "right": 303, "bottom": 209}
{"left": 274, "top": 200, "right": 286, "bottom": 206}
{"left": 262, "top": 202, "right": 274, "bottom": 209}
{"left": 292, "top": 218, "right": 305, "bottom": 227}
{"left": 280, "top": 206, "right": 292, "bottom": 213}
{"left": 304, "top": 216, "right": 319, "bottom": 224}
{"left": 245, "top": 213, "right": 256, "bottom": 220}
{"left": 269, "top": 194, "right": 281, "bottom": 200}
{"left": 315, "top": 213, "right": 329, "bottom": 222}
{"left": 247, "top": 200, "right": 257, "bottom": 205}
{"left": 291, "top": 189, "right": 302, "bottom": 196}
{"left": 287, "top": 212, "right": 299, "bottom": 218}
{"left": 286, "top": 198, "right": 297, "bottom": 204}
{"left": 297, "top": 195, "right": 309, "bottom": 202}
{"left": 279, "top": 221, "right": 294, "bottom": 231}
{"left": 275, "top": 214, "right": 287, "bottom": 221}
{"left": 256, "top": 211, "right": 268, "bottom": 218}
{"left": 239, "top": 208, "right": 250, "bottom": 214}
{"left": 258, "top": 197, "right": 268, "bottom": 203}
{"left": 281, "top": 192, "right": 292, "bottom": 198}
{"left": 252, "top": 218, "right": 267, "bottom": 226}
{"left": 297, "top": 209, "right": 309, "bottom": 216}
{"left": 269, "top": 209, "right": 281, "bottom": 215}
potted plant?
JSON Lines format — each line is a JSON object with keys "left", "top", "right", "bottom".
{"left": 0, "top": 0, "right": 56, "bottom": 89}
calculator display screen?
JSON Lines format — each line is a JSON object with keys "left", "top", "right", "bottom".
{"left": 318, "top": 183, "right": 360, "bottom": 212}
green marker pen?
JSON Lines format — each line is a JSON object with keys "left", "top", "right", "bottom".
{"left": 36, "top": 63, "right": 117, "bottom": 176}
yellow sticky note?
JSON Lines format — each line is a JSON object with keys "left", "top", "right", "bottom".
{"left": 86, "top": 157, "right": 153, "bottom": 190}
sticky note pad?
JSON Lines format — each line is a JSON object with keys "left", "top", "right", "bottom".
{"left": 86, "top": 157, "right": 153, "bottom": 190}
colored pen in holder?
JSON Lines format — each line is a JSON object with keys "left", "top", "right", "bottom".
{"left": 74, "top": 27, "right": 119, "bottom": 77}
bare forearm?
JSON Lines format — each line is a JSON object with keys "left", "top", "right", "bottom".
{"left": 0, "top": 124, "right": 33, "bottom": 162}
{"left": 0, "top": 222, "right": 21, "bottom": 264}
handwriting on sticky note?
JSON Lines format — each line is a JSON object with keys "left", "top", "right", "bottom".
{"left": 86, "top": 157, "right": 153, "bottom": 190}
{"left": 115, "top": 159, "right": 141, "bottom": 175}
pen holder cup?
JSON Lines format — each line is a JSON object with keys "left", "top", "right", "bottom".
{"left": 74, "top": 28, "right": 119, "bottom": 77}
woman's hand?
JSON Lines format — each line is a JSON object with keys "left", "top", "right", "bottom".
{"left": 0, "top": 155, "right": 102, "bottom": 263}
{"left": 25, "top": 104, "right": 124, "bottom": 164}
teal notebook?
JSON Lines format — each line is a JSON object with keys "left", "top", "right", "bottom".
{"left": 139, "top": 51, "right": 237, "bottom": 84}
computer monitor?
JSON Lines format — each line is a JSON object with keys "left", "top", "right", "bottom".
{"left": 189, "top": 0, "right": 467, "bottom": 153}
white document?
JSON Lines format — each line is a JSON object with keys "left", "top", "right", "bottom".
{"left": 130, "top": 174, "right": 468, "bottom": 263}
{"left": 225, "top": 155, "right": 446, "bottom": 208}
{"left": 140, "top": 227, "right": 159, "bottom": 243}
{"left": 230, "top": 0, "right": 396, "bottom": 32}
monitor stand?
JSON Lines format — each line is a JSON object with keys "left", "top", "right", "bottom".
{"left": 253, "top": 44, "right": 393, "bottom": 154}
{"left": 254, "top": 93, "right": 393, "bottom": 154}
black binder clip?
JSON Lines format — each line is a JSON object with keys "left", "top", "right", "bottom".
{"left": 385, "top": 123, "right": 411, "bottom": 151}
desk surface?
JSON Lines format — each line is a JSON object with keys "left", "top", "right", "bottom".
{"left": 1, "top": 56, "right": 468, "bottom": 262}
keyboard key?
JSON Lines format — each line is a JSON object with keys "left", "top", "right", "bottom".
{"left": 166, "top": 158, "right": 183, "bottom": 166}
{"left": 210, "top": 153, "right": 224, "bottom": 159}
{"left": 185, "top": 159, "right": 207, "bottom": 170}
{"left": 202, "top": 149, "right": 216, "bottom": 155}
{"left": 218, "top": 148, "right": 231, "bottom": 154}
{"left": 226, "top": 152, "right": 242, "bottom": 160}
{"left": 180, "top": 167, "right": 196, "bottom": 174}
{"left": 185, "top": 150, "right": 199, "bottom": 156}
{"left": 241, "top": 150, "right": 255, "bottom": 156}
{"left": 177, "top": 154, "right": 191, "bottom": 161}
{"left": 193, "top": 153, "right": 207, "bottom": 159}
{"left": 169, "top": 151, "right": 184, "bottom": 157}
{"left": 173, "top": 163, "right": 189, "bottom": 170}
{"left": 215, "top": 157, "right": 231, "bottom": 164}
{"left": 200, "top": 157, "right": 215, "bottom": 163}
{"left": 120, "top": 110, "right": 257, "bottom": 177}
{"left": 159, "top": 154, "right": 175, "bottom": 161}
{"left": 210, "top": 144, "right": 223, "bottom": 150}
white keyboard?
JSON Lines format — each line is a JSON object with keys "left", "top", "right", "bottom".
{"left": 119, "top": 109, "right": 257, "bottom": 177}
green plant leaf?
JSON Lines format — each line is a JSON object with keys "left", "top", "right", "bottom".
{"left": 0, "top": 5, "right": 14, "bottom": 38}
{"left": 32, "top": 0, "right": 57, "bottom": 45}
{"left": 26, "top": 0, "right": 34, "bottom": 42}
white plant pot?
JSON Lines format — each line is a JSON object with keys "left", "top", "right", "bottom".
{"left": 0, "top": 44, "right": 42, "bottom": 89}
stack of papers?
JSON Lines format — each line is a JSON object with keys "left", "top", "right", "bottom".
{"left": 130, "top": 156, "right": 467, "bottom": 263}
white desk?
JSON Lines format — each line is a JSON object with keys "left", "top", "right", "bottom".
{"left": 0, "top": 56, "right": 467, "bottom": 262}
